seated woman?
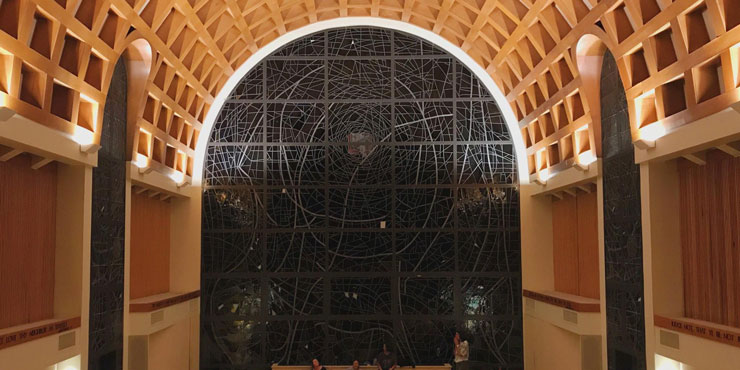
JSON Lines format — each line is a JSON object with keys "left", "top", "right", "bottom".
{"left": 345, "top": 360, "right": 361, "bottom": 370}
{"left": 311, "top": 358, "right": 327, "bottom": 370}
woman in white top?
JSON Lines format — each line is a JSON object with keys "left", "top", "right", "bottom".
{"left": 453, "top": 332, "right": 470, "bottom": 370}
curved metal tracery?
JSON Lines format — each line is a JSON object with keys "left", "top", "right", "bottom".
{"left": 201, "top": 27, "right": 522, "bottom": 369}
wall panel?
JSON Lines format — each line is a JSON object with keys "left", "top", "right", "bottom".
{"left": 148, "top": 319, "right": 190, "bottom": 370}
{"left": 0, "top": 155, "right": 56, "bottom": 329}
{"left": 552, "top": 196, "right": 579, "bottom": 295}
{"left": 130, "top": 192, "right": 171, "bottom": 300}
{"left": 577, "top": 192, "right": 600, "bottom": 299}
{"left": 679, "top": 151, "right": 740, "bottom": 328}
{"left": 551, "top": 191, "right": 599, "bottom": 299}
{"left": 524, "top": 317, "right": 582, "bottom": 370}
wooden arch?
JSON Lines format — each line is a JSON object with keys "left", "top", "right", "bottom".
{"left": 117, "top": 35, "right": 154, "bottom": 160}
{"left": 573, "top": 30, "right": 614, "bottom": 160}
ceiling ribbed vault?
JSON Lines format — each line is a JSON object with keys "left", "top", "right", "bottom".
{"left": 0, "top": 0, "right": 737, "bottom": 183}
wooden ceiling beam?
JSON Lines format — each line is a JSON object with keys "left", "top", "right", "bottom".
{"left": 460, "top": 1, "right": 498, "bottom": 52}
{"left": 110, "top": 0, "right": 215, "bottom": 104}
{"left": 305, "top": 0, "right": 318, "bottom": 23}
{"left": 682, "top": 152, "right": 707, "bottom": 165}
{"left": 0, "top": 147, "right": 23, "bottom": 162}
{"left": 489, "top": 0, "right": 550, "bottom": 68}
{"left": 173, "top": 0, "right": 235, "bottom": 75}
{"left": 1, "top": 0, "right": 739, "bottom": 186}
{"left": 265, "top": 1, "right": 288, "bottom": 35}
{"left": 30, "top": 155, "right": 53, "bottom": 170}
{"left": 577, "top": 184, "right": 593, "bottom": 194}
{"left": 562, "top": 187, "right": 577, "bottom": 197}
{"left": 432, "top": 0, "right": 454, "bottom": 34}
{"left": 505, "top": 0, "right": 619, "bottom": 100}
{"left": 226, "top": 0, "right": 259, "bottom": 54}
{"left": 717, "top": 143, "right": 740, "bottom": 157}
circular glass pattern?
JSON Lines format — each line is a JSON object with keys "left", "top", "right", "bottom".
{"left": 202, "top": 27, "right": 522, "bottom": 369}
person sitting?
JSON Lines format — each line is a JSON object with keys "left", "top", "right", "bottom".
{"left": 453, "top": 331, "right": 470, "bottom": 370}
{"left": 345, "top": 359, "right": 361, "bottom": 370}
{"left": 374, "top": 343, "right": 398, "bottom": 370}
{"left": 311, "top": 358, "right": 327, "bottom": 370}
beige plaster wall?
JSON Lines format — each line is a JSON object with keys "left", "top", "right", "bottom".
{"left": 148, "top": 321, "right": 191, "bottom": 370}
{"left": 524, "top": 317, "right": 581, "bottom": 370}
{"left": 520, "top": 184, "right": 555, "bottom": 292}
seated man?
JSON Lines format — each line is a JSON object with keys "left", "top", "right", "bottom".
{"left": 374, "top": 343, "right": 398, "bottom": 370}
{"left": 345, "top": 359, "right": 361, "bottom": 370}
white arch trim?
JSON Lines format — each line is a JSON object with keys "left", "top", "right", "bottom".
{"left": 193, "top": 17, "right": 529, "bottom": 185}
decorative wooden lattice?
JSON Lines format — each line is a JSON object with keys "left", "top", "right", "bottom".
{"left": 0, "top": 0, "right": 736, "bottom": 184}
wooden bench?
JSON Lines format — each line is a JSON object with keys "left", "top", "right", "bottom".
{"left": 272, "top": 365, "right": 452, "bottom": 370}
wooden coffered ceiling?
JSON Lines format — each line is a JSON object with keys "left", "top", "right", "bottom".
{"left": 0, "top": 0, "right": 738, "bottom": 182}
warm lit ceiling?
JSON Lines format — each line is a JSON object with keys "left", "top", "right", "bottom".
{"left": 0, "top": 0, "right": 737, "bottom": 183}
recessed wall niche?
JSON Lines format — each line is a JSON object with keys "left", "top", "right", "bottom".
{"left": 0, "top": 154, "right": 57, "bottom": 329}
{"left": 677, "top": 151, "right": 740, "bottom": 328}
{"left": 551, "top": 191, "right": 599, "bottom": 299}
{"left": 130, "top": 192, "right": 171, "bottom": 300}
{"left": 201, "top": 27, "right": 522, "bottom": 369}
{"left": 20, "top": 63, "right": 44, "bottom": 108}
{"left": 642, "top": 147, "right": 740, "bottom": 368}
{"left": 60, "top": 34, "right": 82, "bottom": 75}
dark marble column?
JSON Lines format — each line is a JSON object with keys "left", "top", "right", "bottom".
{"left": 88, "top": 58, "right": 127, "bottom": 370}
{"left": 600, "top": 51, "right": 646, "bottom": 370}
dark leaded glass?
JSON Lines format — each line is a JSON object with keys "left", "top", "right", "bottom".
{"left": 201, "top": 27, "right": 522, "bottom": 370}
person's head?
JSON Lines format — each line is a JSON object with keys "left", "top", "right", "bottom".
{"left": 352, "top": 360, "right": 360, "bottom": 369}
{"left": 454, "top": 329, "right": 469, "bottom": 342}
{"left": 311, "top": 358, "right": 320, "bottom": 367}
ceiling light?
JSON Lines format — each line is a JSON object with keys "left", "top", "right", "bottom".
{"left": 640, "top": 122, "right": 666, "bottom": 142}
{"left": 73, "top": 126, "right": 100, "bottom": 153}
{"left": 169, "top": 170, "right": 185, "bottom": 185}
{"left": 537, "top": 168, "right": 551, "bottom": 184}
{"left": 577, "top": 149, "right": 597, "bottom": 168}
{"left": 134, "top": 153, "right": 153, "bottom": 174}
